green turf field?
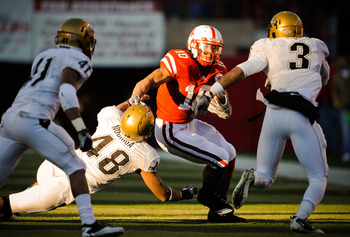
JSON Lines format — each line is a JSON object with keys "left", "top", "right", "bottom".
{"left": 1, "top": 151, "right": 349, "bottom": 236}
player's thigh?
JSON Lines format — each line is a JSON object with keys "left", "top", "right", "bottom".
{"left": 37, "top": 160, "right": 74, "bottom": 207}
{"left": 194, "top": 119, "right": 236, "bottom": 158}
{"left": 256, "top": 108, "right": 286, "bottom": 178}
{"left": 24, "top": 119, "right": 85, "bottom": 175}
{"left": 155, "top": 119, "right": 231, "bottom": 167}
{"left": 290, "top": 118, "right": 328, "bottom": 177}
{"left": 0, "top": 136, "right": 28, "bottom": 187}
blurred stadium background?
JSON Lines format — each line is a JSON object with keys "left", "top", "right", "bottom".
{"left": 0, "top": 0, "right": 348, "bottom": 158}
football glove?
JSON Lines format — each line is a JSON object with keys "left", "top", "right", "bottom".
{"left": 191, "top": 91, "right": 213, "bottom": 119}
{"left": 128, "top": 95, "right": 141, "bottom": 105}
{"left": 180, "top": 184, "right": 198, "bottom": 200}
{"left": 208, "top": 93, "right": 232, "bottom": 119}
{"left": 78, "top": 129, "right": 93, "bottom": 152}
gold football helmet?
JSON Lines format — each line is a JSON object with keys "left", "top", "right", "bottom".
{"left": 55, "top": 18, "right": 96, "bottom": 58}
{"left": 267, "top": 11, "right": 303, "bottom": 38}
{"left": 120, "top": 104, "right": 154, "bottom": 142}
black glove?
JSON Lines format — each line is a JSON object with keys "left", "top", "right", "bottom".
{"left": 78, "top": 129, "right": 93, "bottom": 152}
{"left": 190, "top": 91, "right": 213, "bottom": 120}
{"left": 180, "top": 184, "right": 198, "bottom": 200}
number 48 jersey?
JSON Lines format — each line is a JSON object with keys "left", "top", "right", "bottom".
{"left": 7, "top": 46, "right": 93, "bottom": 120}
{"left": 77, "top": 106, "right": 160, "bottom": 194}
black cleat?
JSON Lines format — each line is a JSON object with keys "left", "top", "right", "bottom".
{"left": 197, "top": 189, "right": 233, "bottom": 216}
{"left": 207, "top": 210, "right": 247, "bottom": 223}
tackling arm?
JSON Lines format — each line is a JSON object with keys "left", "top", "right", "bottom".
{"left": 191, "top": 67, "right": 245, "bottom": 119}
{"left": 140, "top": 170, "right": 197, "bottom": 202}
{"left": 129, "top": 67, "right": 172, "bottom": 105}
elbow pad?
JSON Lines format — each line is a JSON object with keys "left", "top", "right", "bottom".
{"left": 59, "top": 83, "right": 79, "bottom": 111}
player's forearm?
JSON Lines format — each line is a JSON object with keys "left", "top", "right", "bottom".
{"left": 131, "top": 78, "right": 152, "bottom": 98}
{"left": 219, "top": 66, "right": 245, "bottom": 89}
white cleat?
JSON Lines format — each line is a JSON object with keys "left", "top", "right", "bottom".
{"left": 290, "top": 216, "right": 324, "bottom": 234}
{"left": 232, "top": 168, "right": 255, "bottom": 209}
{"left": 82, "top": 221, "right": 124, "bottom": 237}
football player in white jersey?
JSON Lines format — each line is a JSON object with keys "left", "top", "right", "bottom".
{"left": 0, "top": 101, "right": 198, "bottom": 218}
{"left": 0, "top": 19, "right": 124, "bottom": 236}
{"left": 193, "top": 11, "right": 329, "bottom": 234}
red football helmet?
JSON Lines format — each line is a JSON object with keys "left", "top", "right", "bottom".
{"left": 187, "top": 25, "right": 224, "bottom": 67}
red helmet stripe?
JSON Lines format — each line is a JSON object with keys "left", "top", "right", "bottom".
{"left": 209, "top": 26, "right": 216, "bottom": 39}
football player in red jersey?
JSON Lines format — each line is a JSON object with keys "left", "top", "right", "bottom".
{"left": 128, "top": 25, "right": 245, "bottom": 223}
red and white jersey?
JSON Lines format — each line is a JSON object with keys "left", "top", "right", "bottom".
{"left": 7, "top": 45, "right": 92, "bottom": 120}
{"left": 76, "top": 106, "right": 160, "bottom": 194}
{"left": 157, "top": 49, "right": 227, "bottom": 123}
{"left": 237, "top": 37, "right": 329, "bottom": 105}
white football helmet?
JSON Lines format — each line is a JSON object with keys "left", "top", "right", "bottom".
{"left": 187, "top": 25, "right": 224, "bottom": 67}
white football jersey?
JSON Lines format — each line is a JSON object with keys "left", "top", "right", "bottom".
{"left": 7, "top": 45, "right": 92, "bottom": 120}
{"left": 77, "top": 106, "right": 160, "bottom": 193}
{"left": 237, "top": 37, "right": 329, "bottom": 105}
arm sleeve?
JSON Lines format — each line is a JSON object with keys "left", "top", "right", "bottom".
{"left": 236, "top": 40, "right": 268, "bottom": 77}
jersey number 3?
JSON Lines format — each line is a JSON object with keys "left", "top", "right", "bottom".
{"left": 289, "top": 42, "right": 310, "bottom": 70}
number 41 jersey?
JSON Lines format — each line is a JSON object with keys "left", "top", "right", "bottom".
{"left": 77, "top": 106, "right": 160, "bottom": 194}
{"left": 7, "top": 46, "right": 92, "bottom": 120}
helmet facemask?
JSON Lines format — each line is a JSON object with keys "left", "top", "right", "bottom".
{"left": 196, "top": 41, "right": 223, "bottom": 67}
{"left": 187, "top": 25, "right": 224, "bottom": 67}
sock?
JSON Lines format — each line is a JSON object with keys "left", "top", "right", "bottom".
{"left": 296, "top": 199, "right": 315, "bottom": 220}
{"left": 0, "top": 196, "right": 12, "bottom": 217}
{"left": 75, "top": 194, "right": 96, "bottom": 225}
{"left": 200, "top": 183, "right": 216, "bottom": 195}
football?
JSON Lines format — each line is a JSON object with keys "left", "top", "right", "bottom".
{"left": 215, "top": 93, "right": 226, "bottom": 104}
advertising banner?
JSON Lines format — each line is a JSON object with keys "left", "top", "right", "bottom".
{"left": 0, "top": 0, "right": 165, "bottom": 67}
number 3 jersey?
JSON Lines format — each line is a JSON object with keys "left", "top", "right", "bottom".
{"left": 157, "top": 49, "right": 227, "bottom": 123}
{"left": 237, "top": 37, "right": 329, "bottom": 106}
{"left": 76, "top": 106, "right": 160, "bottom": 193}
{"left": 6, "top": 46, "right": 92, "bottom": 120}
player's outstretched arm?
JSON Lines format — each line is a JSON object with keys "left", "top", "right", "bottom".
{"left": 140, "top": 170, "right": 198, "bottom": 202}
{"left": 129, "top": 67, "right": 171, "bottom": 105}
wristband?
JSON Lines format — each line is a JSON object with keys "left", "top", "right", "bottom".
{"left": 71, "top": 117, "right": 86, "bottom": 132}
{"left": 210, "top": 82, "right": 225, "bottom": 97}
{"left": 124, "top": 100, "right": 131, "bottom": 106}
{"left": 168, "top": 187, "right": 174, "bottom": 201}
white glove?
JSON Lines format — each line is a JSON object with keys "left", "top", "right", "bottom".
{"left": 190, "top": 91, "right": 213, "bottom": 119}
{"left": 208, "top": 93, "right": 232, "bottom": 119}
{"left": 129, "top": 95, "right": 141, "bottom": 105}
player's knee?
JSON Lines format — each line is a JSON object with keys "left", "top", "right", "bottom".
{"left": 227, "top": 144, "right": 236, "bottom": 161}
{"left": 309, "top": 175, "right": 327, "bottom": 190}
{"left": 254, "top": 171, "right": 275, "bottom": 189}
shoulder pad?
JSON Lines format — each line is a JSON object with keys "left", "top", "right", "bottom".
{"left": 161, "top": 49, "right": 194, "bottom": 78}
